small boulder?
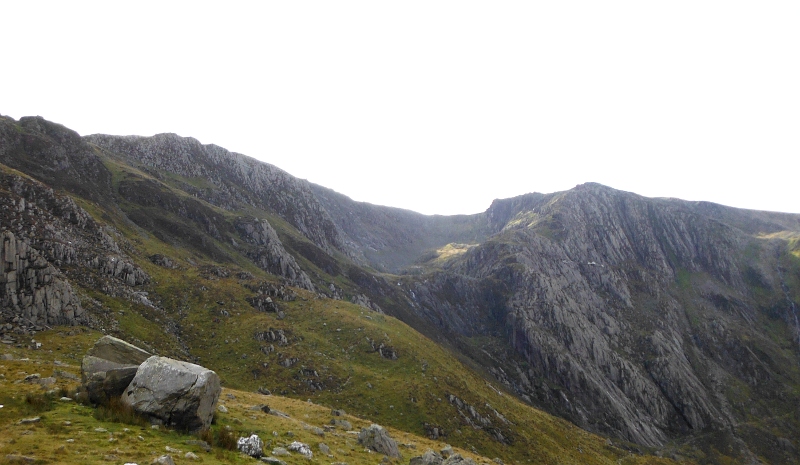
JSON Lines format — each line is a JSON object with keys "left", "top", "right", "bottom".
{"left": 81, "top": 336, "right": 151, "bottom": 404}
{"left": 410, "top": 450, "right": 444, "bottom": 465}
{"left": 331, "top": 418, "right": 352, "bottom": 430}
{"left": 441, "top": 445, "right": 454, "bottom": 458}
{"left": 357, "top": 424, "right": 401, "bottom": 458}
{"left": 287, "top": 441, "right": 313, "bottom": 458}
{"left": 121, "top": 356, "right": 220, "bottom": 431}
{"left": 237, "top": 434, "right": 264, "bottom": 458}
{"left": 152, "top": 455, "right": 175, "bottom": 465}
{"left": 442, "top": 454, "right": 477, "bottom": 465}
{"left": 261, "top": 457, "right": 287, "bottom": 465}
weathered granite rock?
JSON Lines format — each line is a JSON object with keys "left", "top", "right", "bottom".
{"left": 237, "top": 434, "right": 264, "bottom": 458}
{"left": 121, "top": 356, "right": 221, "bottom": 431}
{"left": 357, "top": 424, "right": 400, "bottom": 458}
{"left": 81, "top": 336, "right": 151, "bottom": 404}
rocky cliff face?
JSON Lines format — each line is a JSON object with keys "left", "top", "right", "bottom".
{"left": 398, "top": 183, "right": 800, "bottom": 457}
{"left": 85, "top": 133, "right": 356, "bottom": 261}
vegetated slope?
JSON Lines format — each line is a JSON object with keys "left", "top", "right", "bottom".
{"left": 0, "top": 114, "right": 683, "bottom": 464}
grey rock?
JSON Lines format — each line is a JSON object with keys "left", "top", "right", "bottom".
{"left": 287, "top": 441, "right": 313, "bottom": 458}
{"left": 4, "top": 455, "right": 36, "bottom": 464}
{"left": 330, "top": 418, "right": 352, "bottom": 430}
{"left": 152, "top": 455, "right": 175, "bottom": 465}
{"left": 318, "top": 443, "right": 331, "bottom": 455}
{"left": 410, "top": 450, "right": 444, "bottom": 465}
{"left": 121, "top": 356, "right": 220, "bottom": 431}
{"left": 81, "top": 335, "right": 151, "bottom": 404}
{"left": 442, "top": 454, "right": 477, "bottom": 465}
{"left": 185, "top": 451, "right": 199, "bottom": 460}
{"left": 260, "top": 457, "right": 287, "bottom": 465}
{"left": 184, "top": 440, "right": 211, "bottom": 452}
{"left": 441, "top": 445, "right": 453, "bottom": 458}
{"left": 357, "top": 424, "right": 401, "bottom": 458}
{"left": 237, "top": 434, "right": 264, "bottom": 458}
{"left": 271, "top": 447, "right": 289, "bottom": 456}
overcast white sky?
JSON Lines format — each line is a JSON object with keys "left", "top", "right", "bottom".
{"left": 2, "top": 2, "right": 798, "bottom": 215}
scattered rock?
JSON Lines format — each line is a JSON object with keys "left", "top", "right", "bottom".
{"left": 442, "top": 454, "right": 477, "bottom": 465}
{"left": 260, "top": 457, "right": 287, "bottom": 465}
{"left": 18, "top": 417, "right": 40, "bottom": 425}
{"left": 185, "top": 451, "right": 199, "bottom": 460}
{"left": 184, "top": 440, "right": 211, "bottom": 452}
{"left": 217, "top": 404, "right": 228, "bottom": 413}
{"left": 122, "top": 356, "right": 221, "bottom": 431}
{"left": 258, "top": 387, "right": 271, "bottom": 395}
{"left": 319, "top": 443, "right": 331, "bottom": 455}
{"left": 23, "top": 373, "right": 40, "bottom": 383}
{"left": 441, "top": 445, "right": 454, "bottom": 458}
{"left": 288, "top": 441, "right": 313, "bottom": 458}
{"left": 272, "top": 447, "right": 289, "bottom": 456}
{"left": 54, "top": 370, "right": 78, "bottom": 380}
{"left": 410, "top": 450, "right": 444, "bottom": 465}
{"left": 331, "top": 418, "right": 352, "bottom": 430}
{"left": 358, "top": 424, "right": 401, "bottom": 458}
{"left": 152, "top": 455, "right": 175, "bottom": 465}
{"left": 237, "top": 434, "right": 264, "bottom": 458}
{"left": 331, "top": 408, "right": 346, "bottom": 416}
{"left": 4, "top": 456, "right": 36, "bottom": 464}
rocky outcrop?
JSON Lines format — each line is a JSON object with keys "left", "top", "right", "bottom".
{"left": 0, "top": 167, "right": 149, "bottom": 311}
{"left": 122, "top": 356, "right": 221, "bottom": 431}
{"left": 235, "top": 218, "right": 314, "bottom": 290}
{"left": 81, "top": 335, "right": 151, "bottom": 404}
{"left": 1, "top": 230, "right": 82, "bottom": 327}
{"left": 357, "top": 424, "right": 401, "bottom": 458}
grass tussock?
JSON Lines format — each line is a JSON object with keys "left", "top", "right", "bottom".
{"left": 92, "top": 397, "right": 149, "bottom": 427}
{"left": 215, "top": 428, "right": 240, "bottom": 451}
{"left": 24, "top": 391, "right": 55, "bottom": 413}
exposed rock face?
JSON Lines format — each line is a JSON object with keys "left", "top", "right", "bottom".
{"left": 81, "top": 335, "right": 151, "bottom": 404}
{"left": 357, "top": 424, "right": 401, "bottom": 458}
{"left": 121, "top": 356, "right": 221, "bottom": 431}
{"left": 401, "top": 183, "right": 800, "bottom": 450}
{"left": 85, "top": 133, "right": 355, "bottom": 260}
{"left": 0, "top": 164, "right": 149, "bottom": 328}
{"left": 235, "top": 218, "right": 314, "bottom": 290}
{"left": 1, "top": 230, "right": 82, "bottom": 327}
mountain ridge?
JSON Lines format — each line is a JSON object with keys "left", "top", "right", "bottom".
{"left": 2, "top": 113, "right": 800, "bottom": 463}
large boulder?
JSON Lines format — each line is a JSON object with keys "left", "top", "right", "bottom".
{"left": 121, "top": 356, "right": 220, "bottom": 431}
{"left": 81, "top": 335, "right": 151, "bottom": 404}
{"left": 357, "top": 424, "right": 401, "bottom": 458}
